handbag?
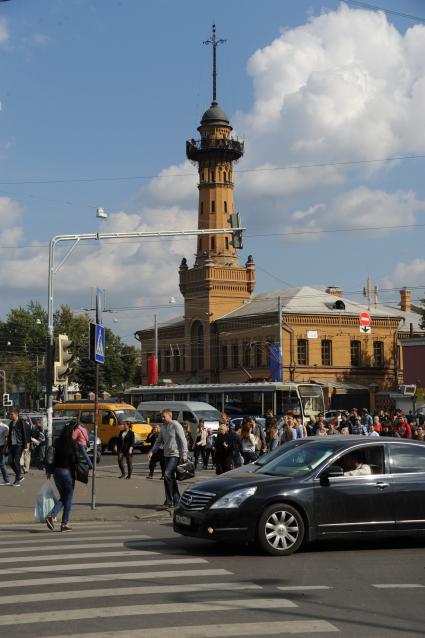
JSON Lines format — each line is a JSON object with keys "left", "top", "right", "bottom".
{"left": 176, "top": 459, "right": 195, "bottom": 481}
{"left": 75, "top": 450, "right": 90, "bottom": 484}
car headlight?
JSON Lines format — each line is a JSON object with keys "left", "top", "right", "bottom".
{"left": 210, "top": 486, "right": 257, "bottom": 509}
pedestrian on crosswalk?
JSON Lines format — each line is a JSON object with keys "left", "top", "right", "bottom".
{"left": 148, "top": 408, "right": 188, "bottom": 508}
{"left": 45, "top": 422, "right": 79, "bottom": 532}
{"left": 7, "top": 408, "right": 29, "bottom": 487}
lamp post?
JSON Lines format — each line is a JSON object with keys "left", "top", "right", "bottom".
{"left": 46, "top": 224, "right": 245, "bottom": 445}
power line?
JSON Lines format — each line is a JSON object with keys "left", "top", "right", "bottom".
{"left": 346, "top": 1, "right": 425, "bottom": 23}
{"left": 0, "top": 153, "right": 423, "bottom": 187}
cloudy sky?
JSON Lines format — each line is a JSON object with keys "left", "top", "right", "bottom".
{"left": 1, "top": 0, "right": 425, "bottom": 342}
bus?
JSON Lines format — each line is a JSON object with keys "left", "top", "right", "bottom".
{"left": 124, "top": 382, "right": 325, "bottom": 424}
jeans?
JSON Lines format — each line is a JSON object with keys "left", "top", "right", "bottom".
{"left": 163, "top": 456, "right": 180, "bottom": 506}
{"left": 194, "top": 446, "right": 206, "bottom": 469}
{"left": 149, "top": 449, "right": 165, "bottom": 476}
{"left": 9, "top": 445, "right": 22, "bottom": 482}
{"left": 204, "top": 448, "right": 215, "bottom": 468}
{"left": 0, "top": 446, "right": 10, "bottom": 482}
{"left": 51, "top": 468, "right": 74, "bottom": 524}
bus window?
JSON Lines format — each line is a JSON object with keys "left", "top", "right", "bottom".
{"left": 276, "top": 391, "right": 301, "bottom": 417}
{"left": 80, "top": 411, "right": 95, "bottom": 425}
{"left": 298, "top": 385, "right": 325, "bottom": 416}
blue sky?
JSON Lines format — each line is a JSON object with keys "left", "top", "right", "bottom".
{"left": 1, "top": 0, "right": 425, "bottom": 341}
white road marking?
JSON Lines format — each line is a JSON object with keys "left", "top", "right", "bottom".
{"left": 0, "top": 528, "right": 142, "bottom": 540}
{"left": 0, "top": 581, "right": 262, "bottom": 605}
{"left": 47, "top": 621, "right": 339, "bottom": 637}
{"left": 278, "top": 586, "right": 332, "bottom": 591}
{"left": 0, "top": 563, "right": 219, "bottom": 588}
{"left": 0, "top": 549, "right": 158, "bottom": 564}
{"left": 0, "top": 535, "right": 154, "bottom": 548}
{"left": 372, "top": 584, "right": 425, "bottom": 589}
{"left": 0, "top": 598, "right": 297, "bottom": 626}
{"left": 0, "top": 541, "right": 163, "bottom": 554}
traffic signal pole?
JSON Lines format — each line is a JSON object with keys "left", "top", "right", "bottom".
{"left": 46, "top": 225, "right": 245, "bottom": 448}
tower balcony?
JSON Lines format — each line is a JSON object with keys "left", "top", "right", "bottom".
{"left": 186, "top": 137, "right": 244, "bottom": 163}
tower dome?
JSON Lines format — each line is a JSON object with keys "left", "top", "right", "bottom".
{"left": 200, "top": 100, "right": 231, "bottom": 129}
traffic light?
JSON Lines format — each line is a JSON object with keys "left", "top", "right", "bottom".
{"left": 54, "top": 334, "right": 74, "bottom": 385}
{"left": 228, "top": 212, "right": 244, "bottom": 249}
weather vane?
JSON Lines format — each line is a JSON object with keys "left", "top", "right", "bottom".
{"left": 203, "top": 24, "right": 226, "bottom": 104}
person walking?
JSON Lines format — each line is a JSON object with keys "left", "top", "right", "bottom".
{"left": 7, "top": 408, "right": 28, "bottom": 487}
{"left": 148, "top": 408, "right": 188, "bottom": 509}
{"left": 45, "top": 422, "right": 79, "bottom": 531}
{"left": 240, "top": 423, "right": 258, "bottom": 465}
{"left": 266, "top": 419, "right": 281, "bottom": 451}
{"left": 31, "top": 419, "right": 46, "bottom": 470}
{"left": 72, "top": 420, "right": 93, "bottom": 470}
{"left": 204, "top": 428, "right": 215, "bottom": 469}
{"left": 214, "top": 422, "right": 239, "bottom": 474}
{"left": 116, "top": 420, "right": 135, "bottom": 479}
{"left": 20, "top": 416, "right": 32, "bottom": 475}
{"left": 193, "top": 419, "right": 207, "bottom": 469}
{"left": 146, "top": 424, "right": 165, "bottom": 479}
{"left": 0, "top": 419, "right": 10, "bottom": 485}
{"left": 182, "top": 421, "right": 194, "bottom": 453}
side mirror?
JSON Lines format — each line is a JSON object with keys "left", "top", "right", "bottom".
{"left": 320, "top": 464, "right": 344, "bottom": 486}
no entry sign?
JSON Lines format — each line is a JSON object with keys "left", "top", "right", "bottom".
{"left": 359, "top": 311, "right": 371, "bottom": 327}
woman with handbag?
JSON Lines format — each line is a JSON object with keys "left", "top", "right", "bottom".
{"left": 193, "top": 419, "right": 207, "bottom": 469}
{"left": 116, "top": 420, "right": 135, "bottom": 479}
{"left": 45, "top": 422, "right": 79, "bottom": 532}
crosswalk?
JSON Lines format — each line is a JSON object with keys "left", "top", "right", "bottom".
{"left": 0, "top": 521, "right": 340, "bottom": 637}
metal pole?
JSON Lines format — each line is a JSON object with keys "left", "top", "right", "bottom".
{"left": 91, "top": 299, "right": 101, "bottom": 510}
{"left": 46, "top": 238, "right": 56, "bottom": 447}
{"left": 278, "top": 296, "right": 283, "bottom": 382}
{"left": 154, "top": 314, "right": 158, "bottom": 372}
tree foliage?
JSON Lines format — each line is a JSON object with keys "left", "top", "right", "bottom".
{"left": 0, "top": 301, "right": 139, "bottom": 405}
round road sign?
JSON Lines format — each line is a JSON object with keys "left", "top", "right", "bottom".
{"left": 359, "top": 311, "right": 371, "bottom": 327}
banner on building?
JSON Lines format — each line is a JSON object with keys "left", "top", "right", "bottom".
{"left": 147, "top": 354, "right": 158, "bottom": 385}
{"left": 269, "top": 343, "right": 283, "bottom": 382}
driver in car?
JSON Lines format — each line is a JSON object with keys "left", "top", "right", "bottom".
{"left": 343, "top": 452, "right": 372, "bottom": 476}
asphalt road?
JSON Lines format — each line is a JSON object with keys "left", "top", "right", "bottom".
{"left": 0, "top": 516, "right": 424, "bottom": 637}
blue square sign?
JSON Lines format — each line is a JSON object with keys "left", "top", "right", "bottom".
{"left": 94, "top": 324, "right": 105, "bottom": 364}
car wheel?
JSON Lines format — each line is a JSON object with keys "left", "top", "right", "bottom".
{"left": 257, "top": 503, "right": 304, "bottom": 556}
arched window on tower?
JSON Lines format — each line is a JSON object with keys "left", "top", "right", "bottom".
{"left": 200, "top": 202, "right": 204, "bottom": 215}
{"left": 224, "top": 201, "right": 227, "bottom": 213}
{"left": 211, "top": 200, "right": 216, "bottom": 213}
{"left": 191, "top": 321, "right": 204, "bottom": 371}
{"left": 225, "top": 237, "right": 229, "bottom": 250}
{"left": 210, "top": 170, "right": 215, "bottom": 182}
{"left": 211, "top": 237, "right": 216, "bottom": 250}
{"left": 223, "top": 171, "right": 227, "bottom": 183}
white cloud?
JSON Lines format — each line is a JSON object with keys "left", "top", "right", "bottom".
{"left": 232, "top": 3, "right": 425, "bottom": 202}
{"left": 383, "top": 259, "right": 425, "bottom": 290}
{"left": 0, "top": 197, "right": 22, "bottom": 230}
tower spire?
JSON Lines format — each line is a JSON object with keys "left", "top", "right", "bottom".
{"left": 203, "top": 24, "right": 226, "bottom": 104}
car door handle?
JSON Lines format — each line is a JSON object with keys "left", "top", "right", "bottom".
{"left": 375, "top": 482, "right": 390, "bottom": 489}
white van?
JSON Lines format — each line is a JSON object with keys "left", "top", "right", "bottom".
{"left": 137, "top": 401, "right": 221, "bottom": 439}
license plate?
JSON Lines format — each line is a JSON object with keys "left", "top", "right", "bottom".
{"left": 175, "top": 514, "right": 191, "bottom": 526}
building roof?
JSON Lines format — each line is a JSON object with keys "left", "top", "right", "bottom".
{"left": 200, "top": 101, "right": 230, "bottom": 128}
{"left": 137, "top": 315, "right": 185, "bottom": 335}
{"left": 216, "top": 286, "right": 422, "bottom": 330}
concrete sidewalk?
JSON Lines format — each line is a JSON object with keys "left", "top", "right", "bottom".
{"left": 0, "top": 464, "right": 174, "bottom": 524}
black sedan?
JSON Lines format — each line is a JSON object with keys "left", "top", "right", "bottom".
{"left": 173, "top": 436, "right": 425, "bottom": 555}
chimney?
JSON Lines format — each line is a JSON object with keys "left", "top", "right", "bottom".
{"left": 326, "top": 286, "right": 343, "bottom": 298}
{"left": 400, "top": 287, "right": 411, "bottom": 312}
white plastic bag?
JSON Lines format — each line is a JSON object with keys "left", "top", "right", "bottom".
{"left": 34, "top": 480, "right": 57, "bottom": 523}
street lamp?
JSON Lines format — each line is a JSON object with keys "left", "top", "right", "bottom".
{"left": 46, "top": 223, "right": 245, "bottom": 445}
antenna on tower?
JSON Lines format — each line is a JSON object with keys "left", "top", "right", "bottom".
{"left": 203, "top": 24, "right": 226, "bottom": 104}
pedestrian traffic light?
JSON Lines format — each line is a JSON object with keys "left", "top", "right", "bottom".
{"left": 54, "top": 334, "right": 74, "bottom": 385}
{"left": 228, "top": 212, "right": 244, "bottom": 249}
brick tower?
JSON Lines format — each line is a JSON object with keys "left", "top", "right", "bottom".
{"left": 179, "top": 25, "right": 255, "bottom": 379}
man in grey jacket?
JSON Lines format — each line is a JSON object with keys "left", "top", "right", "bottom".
{"left": 148, "top": 408, "right": 188, "bottom": 508}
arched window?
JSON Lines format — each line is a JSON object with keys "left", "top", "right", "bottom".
{"left": 225, "top": 237, "right": 229, "bottom": 250}
{"left": 200, "top": 202, "right": 204, "bottom": 215}
{"left": 211, "top": 237, "right": 216, "bottom": 250}
{"left": 224, "top": 201, "right": 227, "bottom": 213}
{"left": 191, "top": 321, "right": 204, "bottom": 371}
{"left": 211, "top": 200, "right": 216, "bottom": 213}
{"left": 223, "top": 171, "right": 227, "bottom": 182}
{"left": 210, "top": 170, "right": 215, "bottom": 182}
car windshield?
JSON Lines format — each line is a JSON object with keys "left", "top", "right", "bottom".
{"left": 115, "top": 409, "right": 144, "bottom": 424}
{"left": 255, "top": 439, "right": 309, "bottom": 467}
{"left": 257, "top": 442, "right": 336, "bottom": 477}
{"left": 195, "top": 410, "right": 221, "bottom": 421}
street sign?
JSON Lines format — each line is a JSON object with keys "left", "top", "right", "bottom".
{"left": 359, "top": 311, "right": 371, "bottom": 327}
{"left": 307, "top": 330, "right": 318, "bottom": 339}
{"left": 89, "top": 322, "right": 105, "bottom": 364}
{"left": 94, "top": 324, "right": 105, "bottom": 364}
{"left": 360, "top": 326, "right": 372, "bottom": 334}
{"left": 2, "top": 393, "right": 12, "bottom": 407}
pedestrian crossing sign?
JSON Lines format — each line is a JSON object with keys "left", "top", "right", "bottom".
{"left": 90, "top": 322, "right": 105, "bottom": 364}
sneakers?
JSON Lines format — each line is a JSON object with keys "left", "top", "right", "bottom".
{"left": 46, "top": 515, "right": 55, "bottom": 531}
{"left": 118, "top": 474, "right": 125, "bottom": 479}
{"left": 60, "top": 523, "right": 72, "bottom": 532}
{"left": 0, "top": 480, "right": 11, "bottom": 486}
{"left": 12, "top": 480, "right": 21, "bottom": 487}
{"left": 125, "top": 475, "right": 131, "bottom": 480}
{"left": 146, "top": 474, "right": 153, "bottom": 479}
